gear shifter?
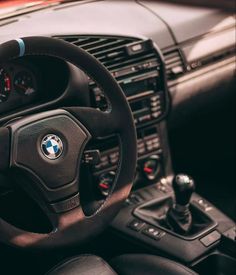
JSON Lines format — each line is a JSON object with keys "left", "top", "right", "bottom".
{"left": 167, "top": 174, "right": 195, "bottom": 234}
{"left": 134, "top": 173, "right": 214, "bottom": 238}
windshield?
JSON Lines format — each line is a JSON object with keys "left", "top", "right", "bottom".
{"left": 0, "top": 0, "right": 60, "bottom": 17}
{"left": 0, "top": 0, "right": 89, "bottom": 19}
{"left": 0, "top": 0, "right": 58, "bottom": 9}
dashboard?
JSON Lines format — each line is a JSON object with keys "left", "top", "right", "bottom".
{"left": 0, "top": 2, "right": 235, "bottom": 273}
{"left": 0, "top": 0, "right": 235, "bottom": 196}
{"left": 0, "top": 1, "right": 234, "bottom": 120}
{"left": 0, "top": 4, "right": 235, "bottom": 267}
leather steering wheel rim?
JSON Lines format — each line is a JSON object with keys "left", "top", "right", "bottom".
{"left": 0, "top": 37, "right": 137, "bottom": 249}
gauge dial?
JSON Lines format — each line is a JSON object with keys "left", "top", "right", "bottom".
{"left": 14, "top": 71, "right": 37, "bottom": 96}
{"left": 0, "top": 68, "right": 11, "bottom": 103}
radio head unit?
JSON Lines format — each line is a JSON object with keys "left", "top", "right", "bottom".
{"left": 87, "top": 38, "right": 169, "bottom": 127}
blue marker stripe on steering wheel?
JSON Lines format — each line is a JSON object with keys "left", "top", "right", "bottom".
{"left": 16, "top": 38, "right": 25, "bottom": 57}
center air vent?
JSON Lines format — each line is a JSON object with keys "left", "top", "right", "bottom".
{"left": 56, "top": 36, "right": 161, "bottom": 85}
{"left": 163, "top": 49, "right": 185, "bottom": 80}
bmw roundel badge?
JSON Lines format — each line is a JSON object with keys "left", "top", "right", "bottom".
{"left": 41, "top": 134, "right": 63, "bottom": 160}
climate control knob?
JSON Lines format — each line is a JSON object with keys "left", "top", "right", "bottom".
{"left": 143, "top": 155, "right": 160, "bottom": 180}
{"left": 98, "top": 171, "right": 115, "bottom": 196}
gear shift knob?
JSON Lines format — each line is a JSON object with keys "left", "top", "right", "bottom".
{"left": 166, "top": 174, "right": 195, "bottom": 234}
{"left": 173, "top": 174, "right": 195, "bottom": 206}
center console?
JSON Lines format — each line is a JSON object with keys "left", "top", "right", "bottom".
{"left": 71, "top": 37, "right": 172, "bottom": 196}
{"left": 110, "top": 175, "right": 236, "bottom": 263}
{"left": 69, "top": 35, "right": 236, "bottom": 272}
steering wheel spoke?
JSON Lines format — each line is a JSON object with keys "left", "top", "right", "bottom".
{"left": 0, "top": 127, "right": 10, "bottom": 171}
{"left": 64, "top": 107, "right": 119, "bottom": 138}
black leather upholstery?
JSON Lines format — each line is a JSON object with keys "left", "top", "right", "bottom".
{"left": 46, "top": 255, "right": 117, "bottom": 275}
{"left": 47, "top": 254, "right": 197, "bottom": 275}
{"left": 110, "top": 254, "right": 198, "bottom": 275}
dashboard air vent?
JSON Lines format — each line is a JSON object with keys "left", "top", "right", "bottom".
{"left": 56, "top": 36, "right": 161, "bottom": 85}
{"left": 163, "top": 49, "right": 185, "bottom": 80}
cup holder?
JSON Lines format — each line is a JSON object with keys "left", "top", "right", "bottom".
{"left": 193, "top": 253, "right": 236, "bottom": 275}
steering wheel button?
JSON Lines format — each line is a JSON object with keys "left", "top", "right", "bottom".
{"left": 83, "top": 150, "right": 101, "bottom": 164}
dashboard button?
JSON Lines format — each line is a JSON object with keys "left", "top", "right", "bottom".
{"left": 200, "top": 230, "right": 221, "bottom": 247}
{"left": 151, "top": 106, "right": 161, "bottom": 112}
{"left": 139, "top": 114, "right": 151, "bottom": 123}
{"left": 100, "top": 155, "right": 109, "bottom": 167}
{"left": 147, "top": 145, "right": 154, "bottom": 151}
{"left": 142, "top": 226, "right": 162, "bottom": 240}
{"left": 151, "top": 95, "right": 160, "bottom": 101}
{"left": 150, "top": 101, "right": 160, "bottom": 107}
{"left": 146, "top": 139, "right": 153, "bottom": 146}
{"left": 128, "top": 219, "right": 146, "bottom": 231}
{"left": 152, "top": 111, "right": 161, "bottom": 118}
{"left": 138, "top": 141, "right": 145, "bottom": 148}
{"left": 196, "top": 199, "right": 213, "bottom": 211}
{"left": 138, "top": 147, "right": 146, "bottom": 155}
{"left": 109, "top": 151, "right": 119, "bottom": 164}
{"left": 152, "top": 142, "right": 160, "bottom": 149}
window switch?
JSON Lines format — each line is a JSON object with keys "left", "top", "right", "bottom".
{"left": 128, "top": 219, "right": 145, "bottom": 231}
{"left": 142, "top": 226, "right": 163, "bottom": 240}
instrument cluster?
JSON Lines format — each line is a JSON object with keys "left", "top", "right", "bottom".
{"left": 0, "top": 56, "right": 69, "bottom": 116}
{"left": 0, "top": 61, "right": 40, "bottom": 113}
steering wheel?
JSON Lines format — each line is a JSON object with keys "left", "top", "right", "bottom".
{"left": 0, "top": 37, "right": 137, "bottom": 249}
